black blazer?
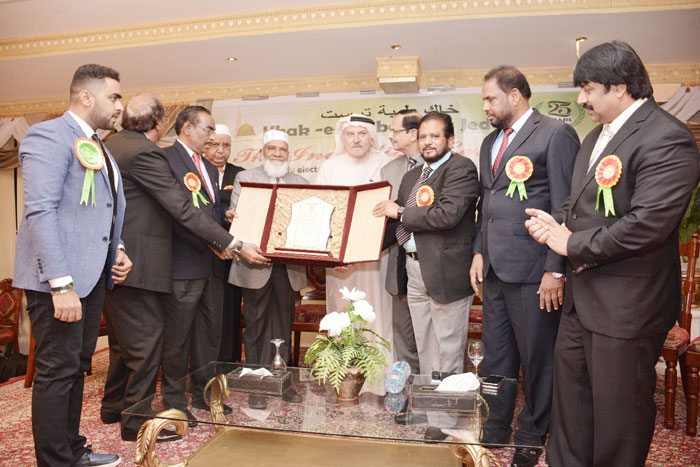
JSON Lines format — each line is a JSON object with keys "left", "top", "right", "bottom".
{"left": 165, "top": 141, "right": 227, "bottom": 281}
{"left": 395, "top": 153, "right": 479, "bottom": 304}
{"left": 475, "top": 109, "right": 580, "bottom": 284}
{"left": 555, "top": 99, "right": 700, "bottom": 338}
{"left": 218, "top": 162, "right": 244, "bottom": 218}
{"left": 106, "top": 130, "right": 233, "bottom": 293}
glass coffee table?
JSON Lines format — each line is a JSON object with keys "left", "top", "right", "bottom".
{"left": 124, "top": 363, "right": 538, "bottom": 466}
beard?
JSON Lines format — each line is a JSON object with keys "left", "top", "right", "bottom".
{"left": 487, "top": 108, "right": 514, "bottom": 130}
{"left": 262, "top": 158, "right": 290, "bottom": 178}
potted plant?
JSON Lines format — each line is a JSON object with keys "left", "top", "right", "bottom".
{"left": 304, "top": 287, "right": 391, "bottom": 402}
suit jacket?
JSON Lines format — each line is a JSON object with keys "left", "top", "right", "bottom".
{"left": 165, "top": 141, "right": 226, "bottom": 281}
{"left": 475, "top": 109, "right": 580, "bottom": 283}
{"left": 554, "top": 99, "right": 700, "bottom": 339}
{"left": 218, "top": 162, "right": 244, "bottom": 211}
{"left": 228, "top": 166, "right": 307, "bottom": 291}
{"left": 106, "top": 130, "right": 234, "bottom": 293}
{"left": 395, "top": 153, "right": 479, "bottom": 304}
{"left": 381, "top": 154, "right": 423, "bottom": 295}
{"left": 13, "top": 112, "right": 125, "bottom": 296}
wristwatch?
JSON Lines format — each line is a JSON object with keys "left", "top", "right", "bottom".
{"left": 550, "top": 272, "right": 564, "bottom": 279}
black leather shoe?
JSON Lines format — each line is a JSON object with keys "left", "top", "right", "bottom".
{"left": 183, "top": 409, "right": 198, "bottom": 427}
{"left": 281, "top": 389, "right": 302, "bottom": 403}
{"left": 511, "top": 448, "right": 542, "bottom": 467}
{"left": 248, "top": 393, "right": 268, "bottom": 410}
{"left": 394, "top": 412, "right": 428, "bottom": 425}
{"left": 100, "top": 411, "right": 120, "bottom": 425}
{"left": 423, "top": 426, "right": 448, "bottom": 441}
{"left": 122, "top": 427, "right": 182, "bottom": 443}
{"left": 191, "top": 399, "right": 233, "bottom": 415}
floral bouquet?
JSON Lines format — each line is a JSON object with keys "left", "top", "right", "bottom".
{"left": 304, "top": 287, "right": 391, "bottom": 393}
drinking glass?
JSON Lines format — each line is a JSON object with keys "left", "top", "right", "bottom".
{"left": 468, "top": 341, "right": 484, "bottom": 376}
{"left": 270, "top": 339, "right": 287, "bottom": 371}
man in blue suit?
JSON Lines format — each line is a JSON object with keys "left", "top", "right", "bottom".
{"left": 13, "top": 64, "right": 132, "bottom": 467}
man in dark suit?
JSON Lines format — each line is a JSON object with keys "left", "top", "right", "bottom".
{"left": 469, "top": 66, "right": 580, "bottom": 466}
{"left": 374, "top": 111, "right": 479, "bottom": 377}
{"left": 526, "top": 41, "right": 700, "bottom": 467}
{"left": 161, "top": 106, "right": 269, "bottom": 421}
{"left": 101, "top": 95, "right": 248, "bottom": 441}
{"left": 204, "top": 123, "right": 244, "bottom": 362}
{"left": 14, "top": 64, "right": 130, "bottom": 467}
{"left": 380, "top": 109, "right": 423, "bottom": 374}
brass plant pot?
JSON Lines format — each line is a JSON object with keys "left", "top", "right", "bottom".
{"left": 336, "top": 366, "right": 366, "bottom": 403}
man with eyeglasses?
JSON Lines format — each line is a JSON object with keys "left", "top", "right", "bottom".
{"left": 380, "top": 109, "right": 423, "bottom": 375}
{"left": 161, "top": 106, "right": 269, "bottom": 424}
{"left": 204, "top": 124, "right": 245, "bottom": 363}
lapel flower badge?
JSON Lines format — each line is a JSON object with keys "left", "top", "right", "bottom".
{"left": 416, "top": 185, "right": 435, "bottom": 207}
{"left": 74, "top": 138, "right": 105, "bottom": 207}
{"left": 594, "top": 155, "right": 622, "bottom": 217}
{"left": 184, "top": 172, "right": 209, "bottom": 208}
{"left": 504, "top": 155, "right": 533, "bottom": 201}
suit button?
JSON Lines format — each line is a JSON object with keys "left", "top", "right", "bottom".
{"left": 489, "top": 217, "right": 494, "bottom": 223}
{"left": 491, "top": 189, "right": 496, "bottom": 195}
{"left": 572, "top": 213, "right": 578, "bottom": 220}
{"left": 102, "top": 236, "right": 108, "bottom": 242}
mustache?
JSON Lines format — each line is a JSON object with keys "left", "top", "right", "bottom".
{"left": 582, "top": 104, "right": 594, "bottom": 110}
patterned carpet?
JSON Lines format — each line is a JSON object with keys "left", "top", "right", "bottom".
{"left": 0, "top": 349, "right": 698, "bottom": 466}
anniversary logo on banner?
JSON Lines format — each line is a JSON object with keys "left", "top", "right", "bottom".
{"left": 212, "top": 89, "right": 594, "bottom": 181}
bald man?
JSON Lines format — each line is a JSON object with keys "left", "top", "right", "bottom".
{"left": 102, "top": 95, "right": 245, "bottom": 441}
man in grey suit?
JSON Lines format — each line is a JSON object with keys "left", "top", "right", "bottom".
{"left": 374, "top": 112, "right": 479, "bottom": 377}
{"left": 13, "top": 64, "right": 131, "bottom": 467}
{"left": 227, "top": 130, "right": 307, "bottom": 367}
{"left": 469, "top": 66, "right": 579, "bottom": 467}
{"left": 102, "top": 95, "right": 245, "bottom": 442}
{"left": 380, "top": 109, "right": 423, "bottom": 374}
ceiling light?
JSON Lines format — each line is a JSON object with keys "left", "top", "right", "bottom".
{"left": 390, "top": 45, "right": 401, "bottom": 50}
{"left": 226, "top": 57, "right": 237, "bottom": 62}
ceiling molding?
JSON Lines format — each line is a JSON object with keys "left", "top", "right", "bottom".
{"left": 1, "top": 63, "right": 698, "bottom": 117}
{"left": 2, "top": 0, "right": 699, "bottom": 60}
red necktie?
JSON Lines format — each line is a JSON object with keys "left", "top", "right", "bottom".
{"left": 192, "top": 152, "right": 214, "bottom": 201}
{"left": 492, "top": 128, "right": 514, "bottom": 176}
{"left": 396, "top": 165, "right": 433, "bottom": 246}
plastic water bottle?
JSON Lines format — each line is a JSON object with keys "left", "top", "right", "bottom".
{"left": 384, "top": 391, "right": 407, "bottom": 414}
{"left": 384, "top": 360, "right": 411, "bottom": 394}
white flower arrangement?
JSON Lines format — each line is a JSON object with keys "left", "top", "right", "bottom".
{"left": 305, "top": 288, "right": 391, "bottom": 392}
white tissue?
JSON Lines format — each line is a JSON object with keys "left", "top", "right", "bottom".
{"left": 435, "top": 372, "right": 480, "bottom": 392}
{"left": 240, "top": 368, "right": 273, "bottom": 378}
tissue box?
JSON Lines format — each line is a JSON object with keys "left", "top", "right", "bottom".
{"left": 408, "top": 384, "right": 478, "bottom": 412}
{"left": 226, "top": 367, "right": 292, "bottom": 396}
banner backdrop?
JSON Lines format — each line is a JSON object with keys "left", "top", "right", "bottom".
{"left": 212, "top": 88, "right": 594, "bottom": 181}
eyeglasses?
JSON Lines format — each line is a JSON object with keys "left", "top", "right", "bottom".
{"left": 192, "top": 123, "right": 215, "bottom": 136}
{"left": 388, "top": 128, "right": 409, "bottom": 135}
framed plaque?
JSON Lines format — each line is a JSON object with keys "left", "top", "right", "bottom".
{"left": 230, "top": 181, "right": 391, "bottom": 266}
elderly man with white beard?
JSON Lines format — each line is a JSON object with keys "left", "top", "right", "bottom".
{"left": 316, "top": 114, "right": 393, "bottom": 395}
{"left": 226, "top": 131, "right": 307, "bottom": 399}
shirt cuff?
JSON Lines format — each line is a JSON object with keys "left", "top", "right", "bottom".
{"left": 49, "top": 276, "right": 73, "bottom": 288}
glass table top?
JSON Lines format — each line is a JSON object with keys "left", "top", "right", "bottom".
{"left": 124, "top": 362, "right": 540, "bottom": 449}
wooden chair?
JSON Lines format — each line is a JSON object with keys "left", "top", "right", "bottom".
{"left": 662, "top": 232, "right": 699, "bottom": 435}
{"left": 0, "top": 278, "right": 23, "bottom": 355}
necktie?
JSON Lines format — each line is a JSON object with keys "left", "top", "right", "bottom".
{"left": 588, "top": 124, "right": 614, "bottom": 172}
{"left": 492, "top": 128, "right": 514, "bottom": 176}
{"left": 396, "top": 165, "right": 433, "bottom": 246}
{"left": 192, "top": 152, "right": 215, "bottom": 201}
{"left": 92, "top": 134, "right": 117, "bottom": 241}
